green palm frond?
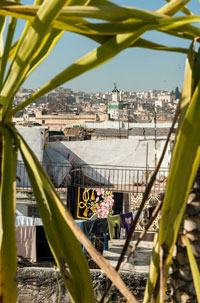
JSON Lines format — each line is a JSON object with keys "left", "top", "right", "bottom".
{"left": 0, "top": 0, "right": 199, "bottom": 302}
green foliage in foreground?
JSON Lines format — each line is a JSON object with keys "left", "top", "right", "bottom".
{"left": 0, "top": 0, "right": 200, "bottom": 302}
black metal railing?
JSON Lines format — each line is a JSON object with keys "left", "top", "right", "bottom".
{"left": 16, "top": 161, "right": 168, "bottom": 193}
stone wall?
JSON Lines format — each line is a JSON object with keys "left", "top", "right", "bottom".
{"left": 17, "top": 268, "right": 148, "bottom": 303}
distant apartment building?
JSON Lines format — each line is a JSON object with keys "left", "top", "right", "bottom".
{"left": 13, "top": 112, "right": 36, "bottom": 125}
{"left": 144, "top": 90, "right": 155, "bottom": 99}
{"left": 157, "top": 92, "right": 172, "bottom": 103}
{"left": 155, "top": 99, "right": 163, "bottom": 107}
{"left": 33, "top": 110, "right": 108, "bottom": 128}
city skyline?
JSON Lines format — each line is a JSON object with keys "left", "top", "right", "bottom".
{"left": 18, "top": 0, "right": 199, "bottom": 92}
{"left": 18, "top": 85, "right": 179, "bottom": 94}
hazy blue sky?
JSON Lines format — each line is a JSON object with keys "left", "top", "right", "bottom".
{"left": 19, "top": 0, "right": 200, "bottom": 92}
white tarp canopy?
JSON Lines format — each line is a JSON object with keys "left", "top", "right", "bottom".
{"left": 48, "top": 137, "right": 170, "bottom": 185}
{"left": 48, "top": 137, "right": 170, "bottom": 168}
{"left": 43, "top": 147, "right": 71, "bottom": 187}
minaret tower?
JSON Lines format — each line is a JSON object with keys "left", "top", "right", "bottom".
{"left": 112, "top": 83, "right": 120, "bottom": 102}
{"left": 108, "top": 83, "right": 121, "bottom": 120}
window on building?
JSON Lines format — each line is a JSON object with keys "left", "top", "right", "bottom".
{"left": 28, "top": 206, "right": 40, "bottom": 218}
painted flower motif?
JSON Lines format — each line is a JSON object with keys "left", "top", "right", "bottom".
{"left": 104, "top": 195, "right": 114, "bottom": 207}
{"left": 96, "top": 189, "right": 104, "bottom": 196}
{"left": 96, "top": 191, "right": 114, "bottom": 218}
{"left": 97, "top": 204, "right": 109, "bottom": 218}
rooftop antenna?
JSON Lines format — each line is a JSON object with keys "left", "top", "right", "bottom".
{"left": 146, "top": 143, "right": 149, "bottom": 184}
{"left": 118, "top": 112, "right": 121, "bottom": 139}
{"left": 127, "top": 109, "right": 130, "bottom": 138}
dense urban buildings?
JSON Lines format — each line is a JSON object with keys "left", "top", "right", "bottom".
{"left": 13, "top": 84, "right": 179, "bottom": 141}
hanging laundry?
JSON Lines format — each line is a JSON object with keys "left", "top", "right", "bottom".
{"left": 83, "top": 218, "right": 109, "bottom": 251}
{"left": 16, "top": 226, "right": 37, "bottom": 262}
{"left": 120, "top": 212, "right": 133, "bottom": 238}
{"left": 67, "top": 186, "right": 115, "bottom": 220}
{"left": 107, "top": 215, "right": 122, "bottom": 240}
{"left": 96, "top": 190, "right": 114, "bottom": 219}
{"left": 77, "top": 188, "right": 100, "bottom": 219}
{"left": 83, "top": 218, "right": 108, "bottom": 236}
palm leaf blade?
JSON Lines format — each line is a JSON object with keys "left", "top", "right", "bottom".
{"left": 184, "top": 235, "right": 200, "bottom": 302}
{"left": 0, "top": 127, "right": 18, "bottom": 302}
{"left": 11, "top": 125, "right": 138, "bottom": 303}
{"left": 14, "top": 128, "right": 94, "bottom": 303}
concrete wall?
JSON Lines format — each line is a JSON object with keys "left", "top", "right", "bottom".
{"left": 17, "top": 204, "right": 29, "bottom": 217}
{"left": 17, "top": 127, "right": 47, "bottom": 162}
{"left": 84, "top": 120, "right": 177, "bottom": 129}
{"left": 16, "top": 191, "right": 67, "bottom": 216}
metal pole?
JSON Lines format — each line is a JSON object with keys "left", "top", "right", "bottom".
{"left": 154, "top": 107, "right": 157, "bottom": 168}
{"left": 146, "top": 143, "right": 148, "bottom": 184}
{"left": 127, "top": 109, "right": 129, "bottom": 138}
{"left": 118, "top": 103, "right": 121, "bottom": 139}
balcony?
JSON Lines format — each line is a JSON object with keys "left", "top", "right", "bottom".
{"left": 16, "top": 161, "right": 168, "bottom": 194}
